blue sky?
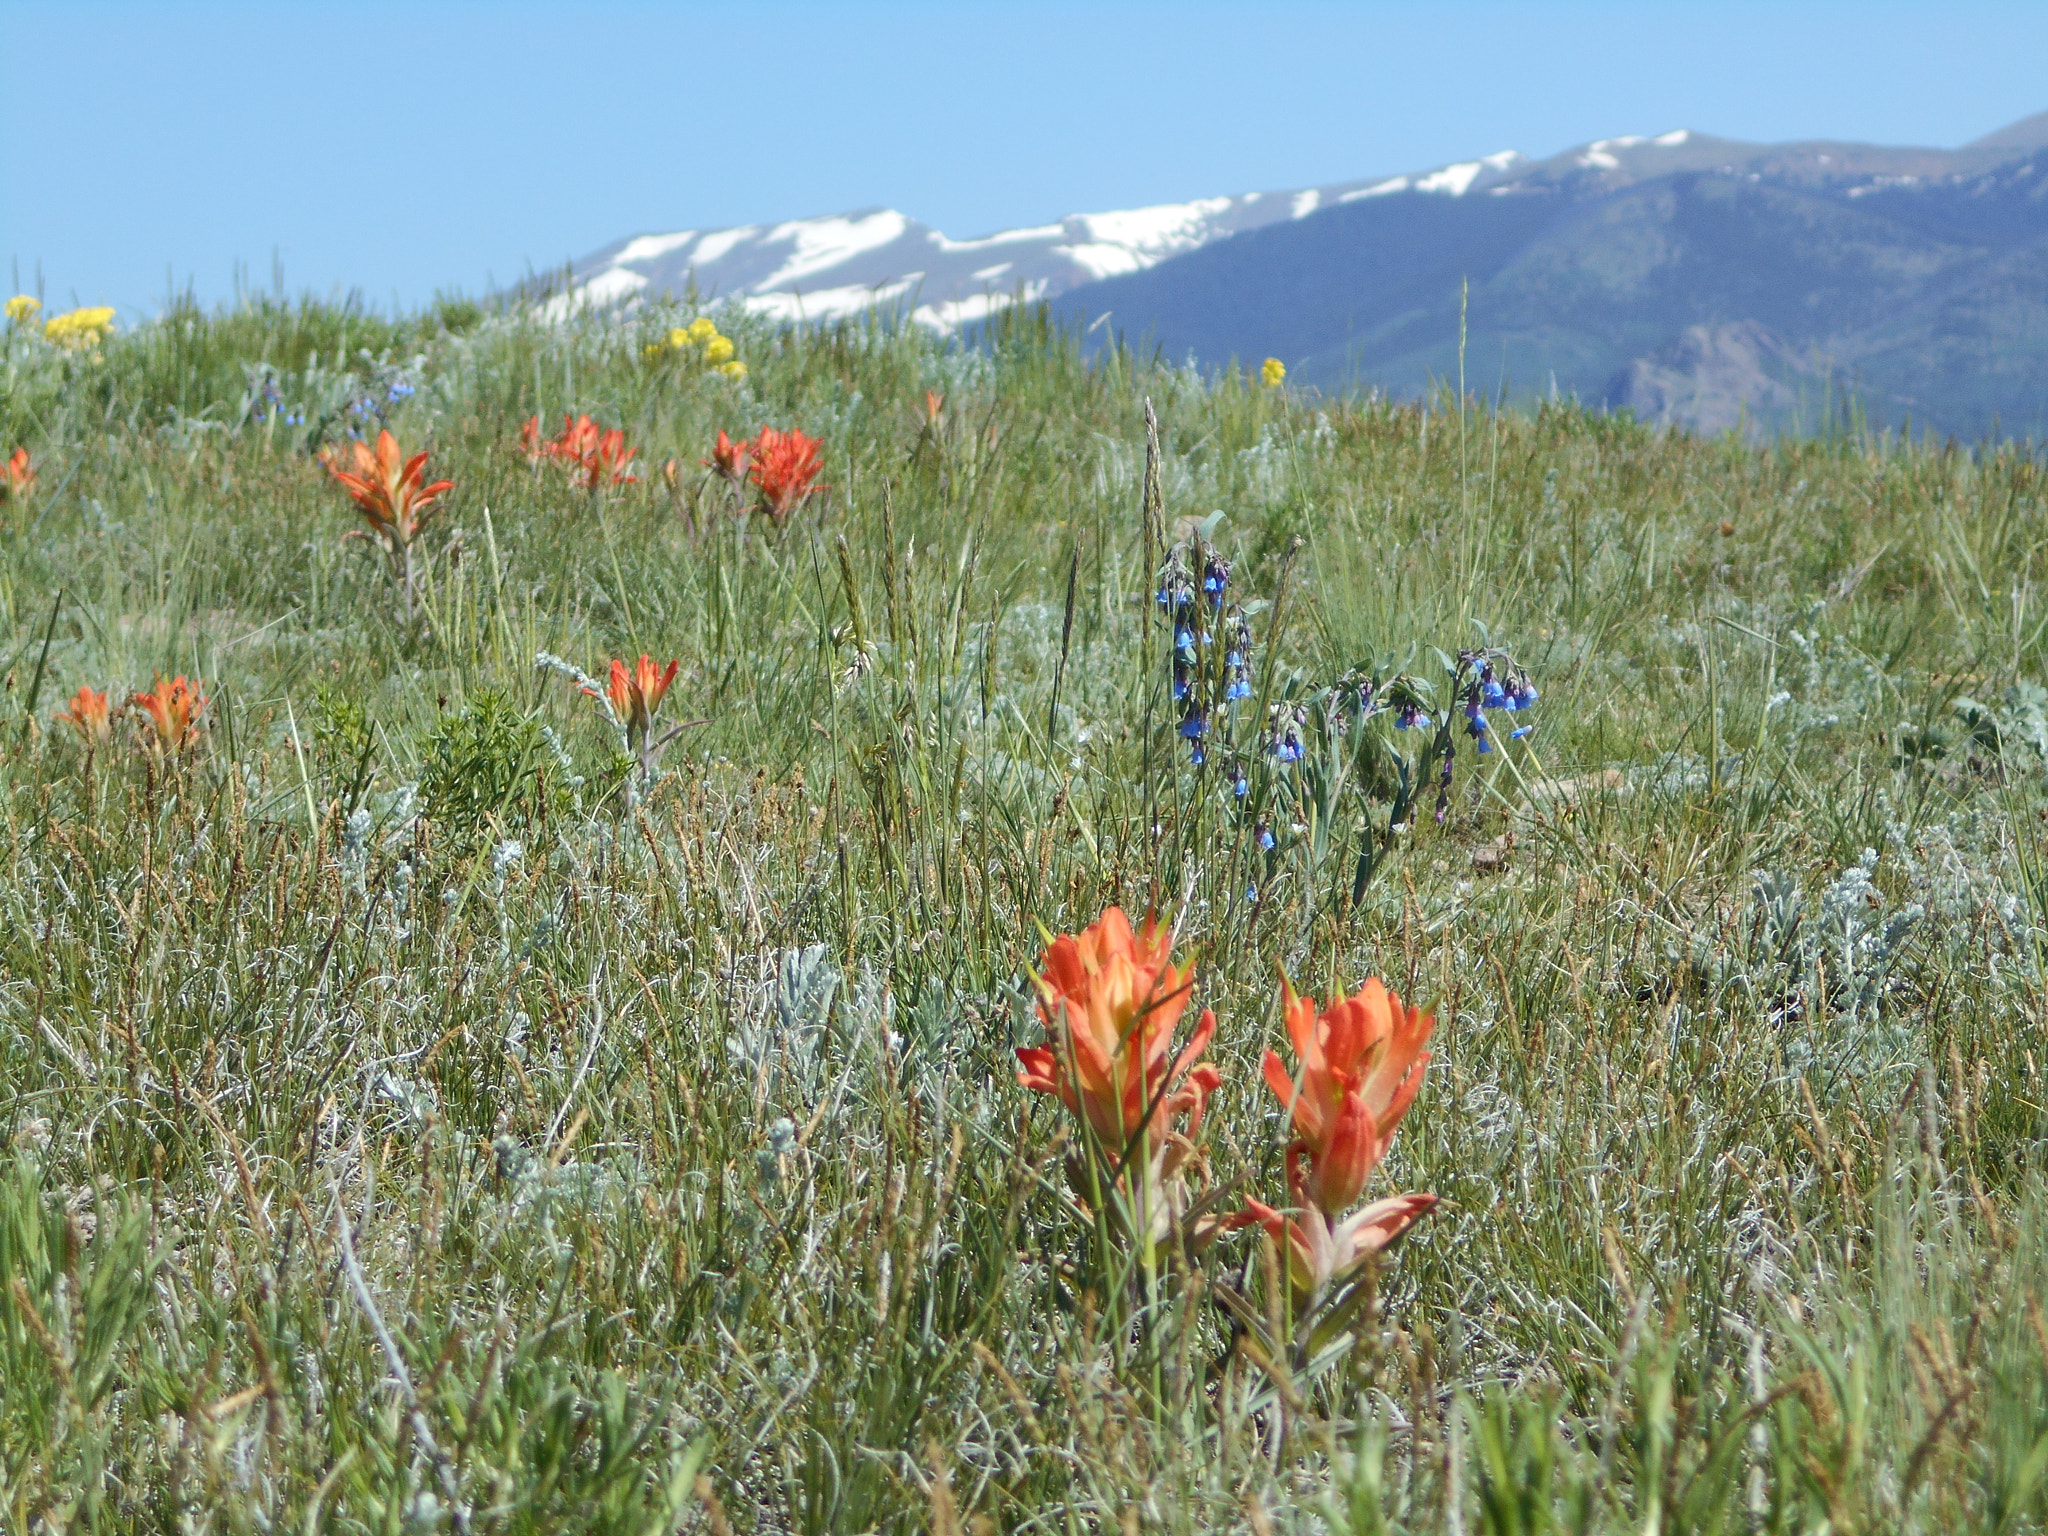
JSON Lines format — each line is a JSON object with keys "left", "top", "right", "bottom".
{"left": 6, "top": 0, "right": 2046, "bottom": 314}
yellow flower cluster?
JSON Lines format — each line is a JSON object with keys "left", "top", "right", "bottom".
{"left": 4, "top": 295, "right": 40, "bottom": 325}
{"left": 44, "top": 306, "right": 117, "bottom": 349}
{"left": 645, "top": 314, "right": 747, "bottom": 380}
{"left": 1261, "top": 357, "right": 1286, "bottom": 389}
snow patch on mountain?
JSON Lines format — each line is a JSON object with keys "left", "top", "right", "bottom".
{"left": 1075, "top": 198, "right": 1235, "bottom": 257}
{"left": 934, "top": 224, "right": 1065, "bottom": 252}
{"left": 545, "top": 144, "right": 1544, "bottom": 331}
{"left": 613, "top": 231, "right": 697, "bottom": 265}
{"left": 691, "top": 228, "right": 757, "bottom": 265}
{"left": 758, "top": 212, "right": 910, "bottom": 287}
{"left": 1338, "top": 176, "right": 1401, "bottom": 202}
{"left": 745, "top": 278, "right": 917, "bottom": 323}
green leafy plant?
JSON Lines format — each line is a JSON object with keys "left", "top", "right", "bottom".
{"left": 419, "top": 688, "right": 574, "bottom": 848}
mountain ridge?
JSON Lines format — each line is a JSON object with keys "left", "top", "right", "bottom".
{"left": 1053, "top": 123, "right": 2048, "bottom": 438}
{"left": 545, "top": 149, "right": 1534, "bottom": 327}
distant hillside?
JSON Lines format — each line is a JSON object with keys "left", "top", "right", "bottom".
{"left": 1052, "top": 122, "right": 2048, "bottom": 439}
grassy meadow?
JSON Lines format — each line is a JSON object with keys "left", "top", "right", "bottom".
{"left": 3, "top": 290, "right": 2048, "bottom": 1533}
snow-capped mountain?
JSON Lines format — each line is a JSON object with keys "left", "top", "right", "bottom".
{"left": 544, "top": 150, "right": 1529, "bottom": 330}
{"left": 544, "top": 123, "right": 2001, "bottom": 333}
{"left": 1038, "top": 112, "right": 2048, "bottom": 440}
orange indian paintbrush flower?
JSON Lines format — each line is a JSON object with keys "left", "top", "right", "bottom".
{"left": 702, "top": 429, "right": 752, "bottom": 485}
{"left": 586, "top": 654, "right": 685, "bottom": 787}
{"left": 553, "top": 414, "right": 603, "bottom": 462}
{"left": 1016, "top": 907, "right": 1221, "bottom": 1158}
{"left": 572, "top": 425, "right": 637, "bottom": 489}
{"left": 526, "top": 414, "right": 636, "bottom": 488}
{"left": 130, "top": 675, "right": 205, "bottom": 754}
{"left": 747, "top": 427, "right": 825, "bottom": 523}
{"left": 604, "top": 655, "right": 679, "bottom": 742}
{"left": 323, "top": 429, "right": 454, "bottom": 546}
{"left": 322, "top": 430, "right": 453, "bottom": 617}
{"left": 1237, "top": 1187, "right": 1440, "bottom": 1312}
{"left": 56, "top": 685, "right": 112, "bottom": 750}
{"left": 1262, "top": 975, "right": 1433, "bottom": 1212}
{"left": 1, "top": 447, "right": 34, "bottom": 501}
{"left": 1236, "top": 974, "right": 1437, "bottom": 1309}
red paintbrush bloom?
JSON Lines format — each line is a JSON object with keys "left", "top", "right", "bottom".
{"left": 602, "top": 654, "right": 679, "bottom": 742}
{"left": 923, "top": 390, "right": 944, "bottom": 424}
{"left": 1232, "top": 973, "right": 1438, "bottom": 1313}
{"left": 747, "top": 427, "right": 825, "bottom": 523}
{"left": 1237, "top": 1187, "right": 1439, "bottom": 1313}
{"left": 570, "top": 426, "right": 637, "bottom": 489}
{"left": 1262, "top": 976, "right": 1434, "bottom": 1213}
{"left": 1017, "top": 907, "right": 1220, "bottom": 1153}
{"left": 56, "top": 685, "right": 112, "bottom": 750}
{"left": 321, "top": 429, "right": 454, "bottom": 615}
{"left": 585, "top": 653, "right": 685, "bottom": 786}
{"left": 528, "top": 414, "right": 635, "bottom": 489}
{"left": 552, "top": 414, "right": 603, "bottom": 462}
{"left": 130, "top": 675, "right": 205, "bottom": 755}
{"left": 1, "top": 447, "right": 34, "bottom": 501}
{"left": 1015, "top": 906, "right": 1222, "bottom": 1252}
{"left": 321, "top": 429, "right": 454, "bottom": 556}
{"left": 701, "top": 429, "right": 752, "bottom": 485}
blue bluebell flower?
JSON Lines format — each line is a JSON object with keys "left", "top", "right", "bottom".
{"left": 1467, "top": 702, "right": 1492, "bottom": 752}
{"left": 1231, "top": 763, "right": 1249, "bottom": 798}
{"left": 1256, "top": 821, "right": 1275, "bottom": 852}
{"left": 1203, "top": 556, "right": 1230, "bottom": 605}
{"left": 1396, "top": 704, "right": 1428, "bottom": 731}
{"left": 1222, "top": 615, "right": 1254, "bottom": 699}
{"left": 1504, "top": 680, "right": 1539, "bottom": 711}
{"left": 1266, "top": 705, "right": 1304, "bottom": 763}
{"left": 1511, "top": 724, "right": 1534, "bottom": 740}
{"left": 1179, "top": 707, "right": 1208, "bottom": 741}
{"left": 1246, "top": 886, "right": 1258, "bottom": 903}
{"left": 1190, "top": 742, "right": 1206, "bottom": 766}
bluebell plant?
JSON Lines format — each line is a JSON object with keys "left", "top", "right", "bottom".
{"left": 1156, "top": 523, "right": 1261, "bottom": 767}
{"left": 1146, "top": 516, "right": 1538, "bottom": 913}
